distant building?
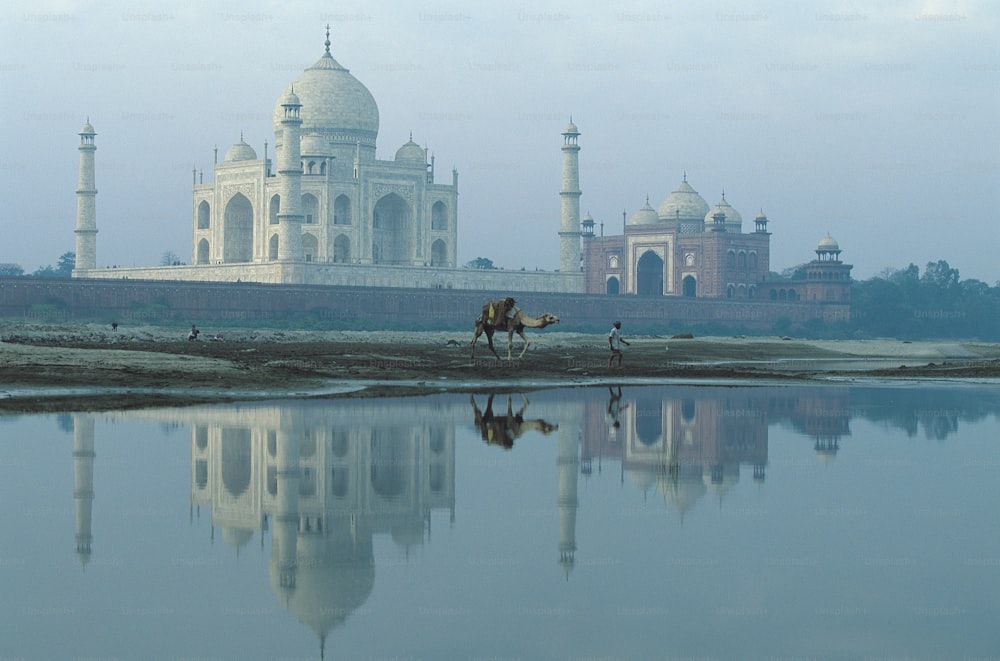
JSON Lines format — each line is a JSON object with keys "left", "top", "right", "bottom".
{"left": 582, "top": 173, "right": 851, "bottom": 306}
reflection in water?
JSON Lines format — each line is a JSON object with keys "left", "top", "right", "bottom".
{"left": 470, "top": 394, "right": 558, "bottom": 449}
{"left": 183, "top": 402, "right": 456, "bottom": 654}
{"left": 581, "top": 385, "right": 854, "bottom": 517}
{"left": 55, "top": 383, "right": 1000, "bottom": 657}
{"left": 72, "top": 414, "right": 95, "bottom": 567}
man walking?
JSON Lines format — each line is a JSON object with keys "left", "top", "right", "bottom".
{"left": 608, "top": 320, "right": 630, "bottom": 368}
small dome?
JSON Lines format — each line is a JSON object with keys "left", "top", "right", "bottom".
{"left": 300, "top": 134, "right": 332, "bottom": 156}
{"left": 224, "top": 139, "right": 257, "bottom": 162}
{"left": 658, "top": 177, "right": 710, "bottom": 222}
{"left": 281, "top": 88, "right": 301, "bottom": 107}
{"left": 563, "top": 119, "right": 579, "bottom": 134}
{"left": 705, "top": 194, "right": 742, "bottom": 227}
{"left": 79, "top": 120, "right": 96, "bottom": 135}
{"left": 629, "top": 200, "right": 660, "bottom": 225}
{"left": 394, "top": 138, "right": 425, "bottom": 165}
{"left": 755, "top": 210, "right": 768, "bottom": 221}
{"left": 818, "top": 235, "right": 840, "bottom": 251}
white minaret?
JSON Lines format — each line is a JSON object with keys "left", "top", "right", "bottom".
{"left": 277, "top": 89, "right": 304, "bottom": 261}
{"left": 74, "top": 119, "right": 98, "bottom": 271}
{"left": 559, "top": 119, "right": 582, "bottom": 274}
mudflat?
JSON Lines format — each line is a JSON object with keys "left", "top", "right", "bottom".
{"left": 2, "top": 321, "right": 999, "bottom": 412}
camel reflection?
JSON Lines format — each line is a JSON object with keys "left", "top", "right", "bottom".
{"left": 470, "top": 394, "right": 558, "bottom": 449}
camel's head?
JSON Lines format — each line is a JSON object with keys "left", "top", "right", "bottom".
{"left": 541, "top": 313, "right": 560, "bottom": 326}
{"left": 541, "top": 422, "right": 559, "bottom": 434}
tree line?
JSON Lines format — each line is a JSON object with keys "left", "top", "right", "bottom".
{"left": 846, "top": 259, "right": 1000, "bottom": 341}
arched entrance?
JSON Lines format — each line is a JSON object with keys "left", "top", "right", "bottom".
{"left": 223, "top": 193, "right": 253, "bottom": 263}
{"left": 606, "top": 276, "right": 620, "bottom": 295}
{"left": 682, "top": 274, "right": 697, "bottom": 297}
{"left": 196, "top": 238, "right": 210, "bottom": 265}
{"left": 302, "top": 233, "right": 318, "bottom": 262}
{"left": 333, "top": 234, "right": 351, "bottom": 263}
{"left": 430, "top": 239, "right": 447, "bottom": 266}
{"left": 636, "top": 250, "right": 664, "bottom": 296}
{"left": 372, "top": 193, "right": 410, "bottom": 265}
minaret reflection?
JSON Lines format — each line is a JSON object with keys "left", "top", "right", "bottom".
{"left": 72, "top": 414, "right": 96, "bottom": 568}
{"left": 556, "top": 419, "right": 579, "bottom": 579}
{"left": 187, "top": 400, "right": 456, "bottom": 653}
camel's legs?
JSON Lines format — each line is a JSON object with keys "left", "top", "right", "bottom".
{"left": 471, "top": 322, "right": 501, "bottom": 360}
{"left": 516, "top": 328, "right": 530, "bottom": 358}
{"left": 470, "top": 323, "right": 482, "bottom": 359}
{"left": 486, "top": 328, "right": 501, "bottom": 359}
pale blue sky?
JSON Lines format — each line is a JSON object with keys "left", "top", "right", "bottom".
{"left": 3, "top": 0, "right": 997, "bottom": 282}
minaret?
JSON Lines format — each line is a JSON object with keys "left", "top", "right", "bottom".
{"left": 556, "top": 422, "right": 580, "bottom": 579}
{"left": 559, "top": 119, "right": 582, "bottom": 274}
{"left": 277, "top": 89, "right": 304, "bottom": 261}
{"left": 74, "top": 119, "right": 98, "bottom": 271}
{"left": 272, "top": 420, "right": 302, "bottom": 599}
{"left": 72, "top": 414, "right": 96, "bottom": 568}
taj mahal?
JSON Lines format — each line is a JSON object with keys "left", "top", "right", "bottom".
{"left": 72, "top": 27, "right": 850, "bottom": 305}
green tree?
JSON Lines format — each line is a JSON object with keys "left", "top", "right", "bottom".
{"left": 465, "top": 257, "right": 496, "bottom": 270}
{"left": 56, "top": 252, "right": 75, "bottom": 276}
{"left": 32, "top": 252, "right": 75, "bottom": 278}
{"left": 0, "top": 263, "right": 24, "bottom": 276}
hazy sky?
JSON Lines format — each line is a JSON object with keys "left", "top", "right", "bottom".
{"left": 3, "top": 0, "right": 998, "bottom": 282}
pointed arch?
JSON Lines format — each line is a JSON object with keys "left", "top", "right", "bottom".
{"left": 606, "top": 276, "right": 620, "bottom": 295}
{"left": 268, "top": 194, "right": 280, "bottom": 225}
{"left": 636, "top": 250, "right": 664, "bottom": 296}
{"left": 302, "top": 233, "right": 318, "bottom": 262}
{"left": 196, "top": 238, "right": 210, "bottom": 265}
{"left": 430, "top": 239, "right": 447, "bottom": 266}
{"left": 682, "top": 274, "right": 697, "bottom": 297}
{"left": 431, "top": 201, "right": 448, "bottom": 230}
{"left": 196, "top": 200, "right": 210, "bottom": 230}
{"left": 268, "top": 233, "right": 279, "bottom": 261}
{"left": 334, "top": 194, "right": 351, "bottom": 225}
{"left": 333, "top": 234, "right": 351, "bottom": 263}
{"left": 372, "top": 193, "right": 411, "bottom": 265}
{"left": 222, "top": 193, "right": 253, "bottom": 263}
{"left": 221, "top": 428, "right": 251, "bottom": 497}
{"left": 302, "top": 193, "right": 319, "bottom": 225}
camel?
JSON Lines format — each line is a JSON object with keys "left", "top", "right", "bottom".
{"left": 470, "top": 298, "right": 560, "bottom": 360}
{"left": 470, "top": 394, "right": 558, "bottom": 449}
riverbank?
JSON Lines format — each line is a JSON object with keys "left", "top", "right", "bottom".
{"left": 2, "top": 321, "right": 999, "bottom": 412}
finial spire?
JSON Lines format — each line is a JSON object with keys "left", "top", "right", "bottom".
{"left": 683, "top": 170, "right": 687, "bottom": 182}
{"left": 324, "top": 25, "right": 331, "bottom": 54}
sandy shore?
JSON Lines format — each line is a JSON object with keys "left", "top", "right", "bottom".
{"left": 2, "top": 320, "right": 999, "bottom": 412}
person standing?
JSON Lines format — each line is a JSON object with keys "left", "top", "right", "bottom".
{"left": 608, "top": 320, "right": 630, "bottom": 368}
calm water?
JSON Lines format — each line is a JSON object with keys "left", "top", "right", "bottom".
{"left": 2, "top": 383, "right": 999, "bottom": 660}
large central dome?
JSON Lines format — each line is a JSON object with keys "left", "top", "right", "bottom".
{"left": 272, "top": 33, "right": 379, "bottom": 150}
{"left": 658, "top": 176, "right": 710, "bottom": 222}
